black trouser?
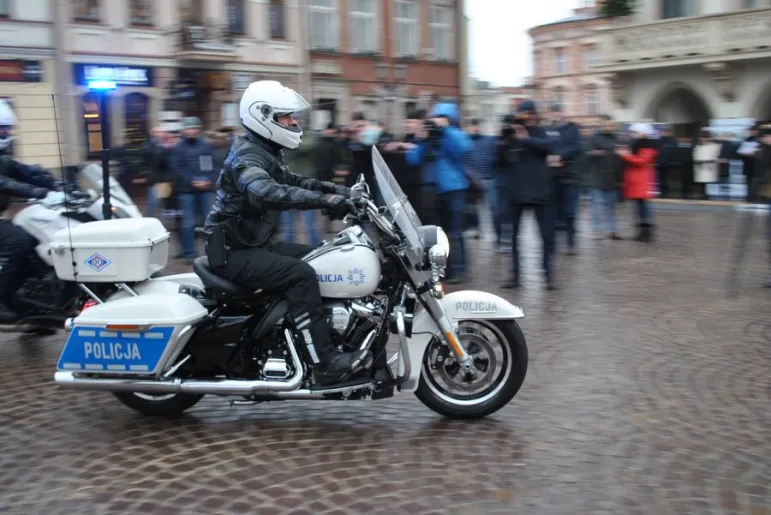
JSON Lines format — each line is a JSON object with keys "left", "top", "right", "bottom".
{"left": 510, "top": 203, "right": 555, "bottom": 281}
{"left": 205, "top": 240, "right": 330, "bottom": 365}
{"left": 659, "top": 165, "right": 677, "bottom": 198}
{"left": 0, "top": 220, "right": 37, "bottom": 305}
{"left": 680, "top": 165, "right": 694, "bottom": 199}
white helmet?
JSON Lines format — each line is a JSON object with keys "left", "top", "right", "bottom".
{"left": 0, "top": 99, "right": 17, "bottom": 127}
{"left": 239, "top": 80, "right": 310, "bottom": 150}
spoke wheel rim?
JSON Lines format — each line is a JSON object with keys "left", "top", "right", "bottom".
{"left": 422, "top": 320, "right": 512, "bottom": 407}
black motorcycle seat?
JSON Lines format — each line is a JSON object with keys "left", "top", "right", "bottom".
{"left": 193, "top": 257, "right": 255, "bottom": 297}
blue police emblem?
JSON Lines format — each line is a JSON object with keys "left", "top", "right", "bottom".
{"left": 85, "top": 253, "right": 111, "bottom": 272}
{"left": 347, "top": 267, "right": 366, "bottom": 286}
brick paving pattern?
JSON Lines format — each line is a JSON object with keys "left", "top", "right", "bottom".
{"left": 0, "top": 208, "right": 769, "bottom": 515}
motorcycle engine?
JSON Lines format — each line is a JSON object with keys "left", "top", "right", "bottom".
{"left": 323, "top": 299, "right": 381, "bottom": 350}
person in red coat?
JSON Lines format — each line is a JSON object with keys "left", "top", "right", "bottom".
{"left": 616, "top": 123, "right": 658, "bottom": 242}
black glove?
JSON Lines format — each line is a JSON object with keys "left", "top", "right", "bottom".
{"left": 30, "top": 187, "right": 49, "bottom": 199}
{"left": 320, "top": 193, "right": 352, "bottom": 220}
{"left": 333, "top": 185, "right": 351, "bottom": 196}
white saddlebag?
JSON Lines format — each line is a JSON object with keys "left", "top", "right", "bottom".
{"left": 57, "top": 293, "right": 207, "bottom": 376}
{"left": 50, "top": 218, "right": 170, "bottom": 282}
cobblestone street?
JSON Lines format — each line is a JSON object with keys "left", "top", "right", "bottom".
{"left": 1, "top": 207, "right": 769, "bottom": 515}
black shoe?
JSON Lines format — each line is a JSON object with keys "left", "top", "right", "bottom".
{"left": 0, "top": 304, "right": 19, "bottom": 325}
{"left": 611, "top": 233, "right": 623, "bottom": 240}
{"left": 313, "top": 350, "right": 373, "bottom": 386}
{"left": 763, "top": 278, "right": 771, "bottom": 289}
{"left": 502, "top": 278, "right": 520, "bottom": 289}
{"left": 545, "top": 277, "right": 557, "bottom": 290}
{"left": 445, "top": 275, "right": 467, "bottom": 285}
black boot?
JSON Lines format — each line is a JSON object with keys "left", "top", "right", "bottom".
{"left": 633, "top": 223, "right": 645, "bottom": 242}
{"left": 639, "top": 223, "right": 654, "bottom": 243}
{"left": 302, "top": 318, "right": 372, "bottom": 386}
{"left": 0, "top": 303, "right": 19, "bottom": 325}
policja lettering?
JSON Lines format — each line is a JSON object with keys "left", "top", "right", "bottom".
{"left": 456, "top": 301, "right": 498, "bottom": 313}
{"left": 83, "top": 341, "right": 142, "bottom": 361}
{"left": 317, "top": 273, "right": 344, "bottom": 283}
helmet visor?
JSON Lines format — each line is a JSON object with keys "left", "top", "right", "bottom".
{"left": 272, "top": 88, "right": 311, "bottom": 116}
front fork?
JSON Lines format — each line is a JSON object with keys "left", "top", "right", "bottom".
{"left": 418, "top": 290, "right": 478, "bottom": 374}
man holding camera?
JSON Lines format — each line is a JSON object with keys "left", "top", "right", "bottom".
{"left": 495, "top": 101, "right": 557, "bottom": 290}
{"left": 545, "top": 103, "right": 583, "bottom": 255}
{"left": 395, "top": 102, "right": 472, "bottom": 283}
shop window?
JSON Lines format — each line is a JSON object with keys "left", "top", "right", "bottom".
{"left": 270, "top": 0, "right": 286, "bottom": 39}
{"left": 73, "top": 0, "right": 100, "bottom": 22}
{"left": 124, "top": 93, "right": 150, "bottom": 149}
{"left": 81, "top": 92, "right": 110, "bottom": 160}
{"left": 228, "top": 0, "right": 246, "bottom": 35}
{"left": 129, "top": 0, "right": 153, "bottom": 27}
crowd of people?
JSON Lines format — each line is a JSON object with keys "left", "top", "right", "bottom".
{"left": 116, "top": 98, "right": 771, "bottom": 290}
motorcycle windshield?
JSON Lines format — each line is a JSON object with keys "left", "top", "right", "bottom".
{"left": 371, "top": 147, "right": 424, "bottom": 263}
{"left": 77, "top": 163, "right": 136, "bottom": 208}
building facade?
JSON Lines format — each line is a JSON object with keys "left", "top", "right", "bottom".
{"left": 529, "top": 2, "right": 612, "bottom": 125}
{"left": 466, "top": 81, "right": 530, "bottom": 135}
{"left": 596, "top": 0, "right": 771, "bottom": 134}
{"left": 58, "top": 0, "right": 306, "bottom": 164}
{"left": 0, "top": 1, "right": 59, "bottom": 168}
{"left": 307, "top": 0, "right": 464, "bottom": 133}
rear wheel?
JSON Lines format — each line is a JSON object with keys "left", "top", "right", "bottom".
{"left": 415, "top": 320, "right": 528, "bottom": 419}
{"left": 113, "top": 392, "right": 204, "bottom": 416}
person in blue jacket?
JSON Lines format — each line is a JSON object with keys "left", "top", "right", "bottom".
{"left": 495, "top": 100, "right": 558, "bottom": 290}
{"left": 545, "top": 103, "right": 583, "bottom": 254}
{"left": 403, "top": 102, "right": 472, "bottom": 283}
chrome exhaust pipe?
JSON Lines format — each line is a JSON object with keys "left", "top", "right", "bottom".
{"left": 54, "top": 329, "right": 305, "bottom": 396}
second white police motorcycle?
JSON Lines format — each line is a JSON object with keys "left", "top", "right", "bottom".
{"left": 51, "top": 148, "right": 528, "bottom": 419}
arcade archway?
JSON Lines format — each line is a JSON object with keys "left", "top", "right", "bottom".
{"left": 645, "top": 83, "right": 712, "bottom": 138}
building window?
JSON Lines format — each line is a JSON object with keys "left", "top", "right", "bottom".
{"left": 349, "top": 0, "right": 377, "bottom": 53}
{"left": 430, "top": 6, "right": 454, "bottom": 61}
{"left": 309, "top": 0, "right": 338, "bottom": 50}
{"left": 662, "top": 0, "right": 694, "bottom": 19}
{"left": 744, "top": 0, "right": 759, "bottom": 7}
{"left": 584, "top": 47, "right": 598, "bottom": 69}
{"left": 586, "top": 90, "right": 599, "bottom": 115}
{"left": 180, "top": 0, "right": 204, "bottom": 24}
{"left": 554, "top": 49, "right": 566, "bottom": 74}
{"left": 228, "top": 0, "right": 246, "bottom": 34}
{"left": 128, "top": 0, "right": 153, "bottom": 26}
{"left": 124, "top": 93, "right": 150, "bottom": 149}
{"left": 552, "top": 87, "right": 566, "bottom": 112}
{"left": 394, "top": 0, "right": 418, "bottom": 57}
{"left": 73, "top": 0, "right": 100, "bottom": 22}
{"left": 270, "top": 0, "right": 286, "bottom": 38}
{"left": 0, "top": 0, "right": 10, "bottom": 17}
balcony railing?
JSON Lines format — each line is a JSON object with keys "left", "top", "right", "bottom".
{"left": 596, "top": 7, "right": 771, "bottom": 70}
{"left": 175, "top": 22, "right": 238, "bottom": 60}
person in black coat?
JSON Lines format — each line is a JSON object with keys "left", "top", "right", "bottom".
{"left": 656, "top": 126, "right": 679, "bottom": 198}
{"left": 496, "top": 101, "right": 557, "bottom": 290}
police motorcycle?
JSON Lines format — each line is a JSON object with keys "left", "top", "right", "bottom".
{"left": 52, "top": 148, "right": 529, "bottom": 419}
{"left": 7, "top": 163, "right": 143, "bottom": 331}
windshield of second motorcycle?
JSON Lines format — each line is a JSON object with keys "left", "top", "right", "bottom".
{"left": 78, "top": 163, "right": 136, "bottom": 208}
{"left": 371, "top": 147, "right": 424, "bottom": 263}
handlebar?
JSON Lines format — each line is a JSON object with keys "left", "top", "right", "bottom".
{"left": 341, "top": 192, "right": 400, "bottom": 242}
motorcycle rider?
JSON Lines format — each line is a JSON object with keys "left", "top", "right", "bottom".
{"left": 202, "top": 80, "right": 371, "bottom": 385}
{"left": 0, "top": 99, "right": 56, "bottom": 323}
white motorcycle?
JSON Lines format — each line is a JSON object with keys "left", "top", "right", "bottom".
{"left": 7, "top": 163, "right": 142, "bottom": 330}
{"left": 52, "top": 148, "right": 528, "bottom": 419}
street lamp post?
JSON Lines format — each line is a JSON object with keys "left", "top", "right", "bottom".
{"left": 375, "top": 63, "right": 407, "bottom": 132}
{"left": 88, "top": 79, "right": 117, "bottom": 220}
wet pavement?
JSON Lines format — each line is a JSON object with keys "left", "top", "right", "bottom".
{"left": 1, "top": 207, "right": 769, "bottom": 515}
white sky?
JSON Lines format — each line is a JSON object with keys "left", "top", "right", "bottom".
{"left": 466, "top": 0, "right": 582, "bottom": 87}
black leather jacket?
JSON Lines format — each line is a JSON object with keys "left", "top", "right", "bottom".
{"left": 203, "top": 133, "right": 345, "bottom": 249}
{"left": 0, "top": 155, "right": 54, "bottom": 214}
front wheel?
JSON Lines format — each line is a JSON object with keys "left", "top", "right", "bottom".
{"left": 113, "top": 392, "right": 204, "bottom": 416}
{"left": 415, "top": 319, "right": 528, "bottom": 419}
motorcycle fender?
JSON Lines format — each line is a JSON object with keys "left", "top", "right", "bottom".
{"left": 402, "top": 290, "right": 524, "bottom": 392}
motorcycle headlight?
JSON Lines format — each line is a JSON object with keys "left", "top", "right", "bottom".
{"left": 435, "top": 227, "right": 450, "bottom": 258}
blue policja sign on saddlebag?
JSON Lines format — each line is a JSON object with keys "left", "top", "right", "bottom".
{"left": 57, "top": 326, "right": 175, "bottom": 374}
